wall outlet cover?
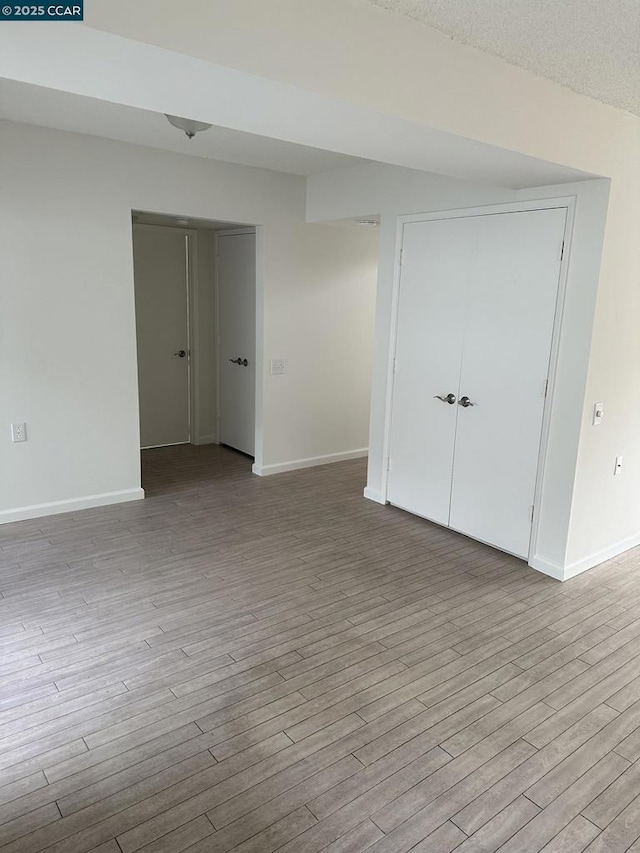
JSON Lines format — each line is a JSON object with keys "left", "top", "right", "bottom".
{"left": 11, "top": 422, "right": 27, "bottom": 442}
{"left": 270, "top": 359, "right": 286, "bottom": 375}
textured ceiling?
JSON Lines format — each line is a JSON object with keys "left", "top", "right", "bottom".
{"left": 367, "top": 0, "right": 640, "bottom": 116}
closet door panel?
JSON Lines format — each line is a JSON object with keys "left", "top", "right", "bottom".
{"left": 387, "top": 218, "right": 475, "bottom": 525}
{"left": 449, "top": 208, "right": 566, "bottom": 557}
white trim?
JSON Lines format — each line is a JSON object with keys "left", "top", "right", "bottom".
{"left": 397, "top": 197, "right": 577, "bottom": 224}
{"left": 193, "top": 434, "right": 217, "bottom": 446}
{"left": 380, "top": 214, "right": 405, "bottom": 503}
{"left": 213, "top": 232, "right": 220, "bottom": 445}
{"left": 253, "top": 448, "right": 368, "bottom": 477}
{"left": 527, "top": 199, "right": 576, "bottom": 564}
{"left": 186, "top": 230, "right": 197, "bottom": 445}
{"left": 140, "top": 441, "right": 189, "bottom": 449}
{"left": 363, "top": 486, "right": 387, "bottom": 504}
{"left": 253, "top": 225, "right": 265, "bottom": 473}
{"left": 563, "top": 532, "right": 640, "bottom": 580}
{"left": 0, "top": 488, "right": 145, "bottom": 525}
{"left": 529, "top": 530, "right": 640, "bottom": 582}
{"left": 214, "top": 227, "right": 256, "bottom": 237}
{"left": 527, "top": 555, "right": 565, "bottom": 581}
{"left": 213, "top": 226, "right": 260, "bottom": 458}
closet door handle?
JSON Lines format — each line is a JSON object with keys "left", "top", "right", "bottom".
{"left": 459, "top": 396, "right": 475, "bottom": 407}
{"left": 434, "top": 394, "right": 457, "bottom": 405}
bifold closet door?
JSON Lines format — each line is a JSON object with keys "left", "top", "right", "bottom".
{"left": 388, "top": 206, "right": 566, "bottom": 559}
{"left": 449, "top": 208, "right": 566, "bottom": 557}
{"left": 387, "top": 217, "right": 475, "bottom": 525}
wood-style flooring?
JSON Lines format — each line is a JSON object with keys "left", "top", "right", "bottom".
{"left": 2, "top": 444, "right": 640, "bottom": 852}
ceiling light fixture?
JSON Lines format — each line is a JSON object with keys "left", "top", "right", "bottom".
{"left": 165, "top": 114, "right": 212, "bottom": 140}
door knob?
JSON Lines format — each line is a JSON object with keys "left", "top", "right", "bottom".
{"left": 229, "top": 357, "right": 249, "bottom": 366}
{"left": 174, "top": 350, "right": 187, "bottom": 358}
{"left": 434, "top": 393, "right": 456, "bottom": 404}
{"left": 459, "top": 396, "right": 475, "bottom": 407}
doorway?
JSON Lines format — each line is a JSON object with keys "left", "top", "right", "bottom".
{"left": 131, "top": 212, "right": 258, "bottom": 485}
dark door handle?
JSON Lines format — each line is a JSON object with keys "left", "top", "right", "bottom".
{"left": 459, "top": 396, "right": 475, "bottom": 407}
{"left": 434, "top": 393, "right": 456, "bottom": 405}
{"left": 229, "top": 357, "right": 249, "bottom": 366}
{"left": 174, "top": 350, "right": 187, "bottom": 358}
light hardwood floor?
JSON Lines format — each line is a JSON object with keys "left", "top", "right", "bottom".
{"left": 2, "top": 444, "right": 640, "bottom": 852}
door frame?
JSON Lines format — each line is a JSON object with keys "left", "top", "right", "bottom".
{"left": 213, "top": 227, "right": 258, "bottom": 452}
{"left": 381, "top": 196, "right": 576, "bottom": 562}
{"left": 132, "top": 222, "right": 199, "bottom": 448}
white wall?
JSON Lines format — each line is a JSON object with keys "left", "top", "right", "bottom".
{"left": 257, "top": 222, "right": 378, "bottom": 474}
{"left": 0, "top": 120, "right": 378, "bottom": 522}
{"left": 1, "top": 125, "right": 143, "bottom": 519}
{"left": 77, "top": 0, "right": 640, "bottom": 578}
{"left": 307, "top": 162, "right": 611, "bottom": 578}
{"left": 4, "top": 0, "right": 640, "bottom": 579}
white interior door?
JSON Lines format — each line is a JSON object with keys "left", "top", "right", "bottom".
{"left": 449, "top": 208, "right": 566, "bottom": 557}
{"left": 388, "top": 206, "right": 566, "bottom": 558}
{"left": 133, "top": 226, "right": 190, "bottom": 449}
{"left": 387, "top": 217, "right": 473, "bottom": 524}
{"left": 217, "top": 231, "right": 256, "bottom": 456}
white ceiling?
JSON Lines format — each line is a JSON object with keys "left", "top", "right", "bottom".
{"left": 0, "top": 78, "right": 371, "bottom": 177}
{"left": 0, "top": 24, "right": 598, "bottom": 188}
{"left": 368, "top": 0, "right": 640, "bottom": 117}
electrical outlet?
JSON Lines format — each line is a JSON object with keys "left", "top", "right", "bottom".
{"left": 270, "top": 359, "right": 286, "bottom": 375}
{"left": 11, "top": 422, "right": 26, "bottom": 443}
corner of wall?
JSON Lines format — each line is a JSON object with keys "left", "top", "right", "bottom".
{"left": 527, "top": 554, "right": 566, "bottom": 581}
{"left": 363, "top": 486, "right": 387, "bottom": 504}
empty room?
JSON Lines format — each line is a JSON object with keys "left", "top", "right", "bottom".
{"left": 1, "top": 2, "right": 639, "bottom": 851}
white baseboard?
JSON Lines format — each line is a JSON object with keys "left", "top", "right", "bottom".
{"left": 141, "top": 442, "right": 188, "bottom": 449}
{"left": 363, "top": 486, "right": 387, "bottom": 505}
{"left": 0, "top": 488, "right": 145, "bottom": 525}
{"left": 252, "top": 448, "right": 368, "bottom": 477}
{"left": 563, "top": 531, "right": 640, "bottom": 580}
{"left": 527, "top": 555, "right": 565, "bottom": 581}
{"left": 529, "top": 530, "right": 640, "bottom": 582}
{"left": 194, "top": 435, "right": 217, "bottom": 446}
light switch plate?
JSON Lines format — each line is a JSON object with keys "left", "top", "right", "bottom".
{"left": 593, "top": 402, "right": 604, "bottom": 426}
{"left": 270, "top": 359, "right": 286, "bottom": 375}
